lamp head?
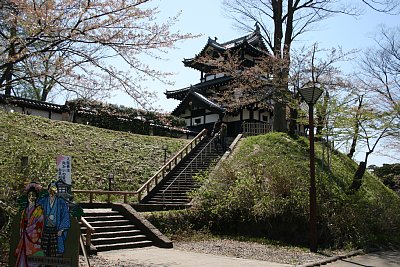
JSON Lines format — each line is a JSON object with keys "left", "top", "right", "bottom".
{"left": 299, "top": 83, "right": 323, "bottom": 105}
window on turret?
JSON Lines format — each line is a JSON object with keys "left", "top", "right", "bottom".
{"left": 203, "top": 73, "right": 226, "bottom": 82}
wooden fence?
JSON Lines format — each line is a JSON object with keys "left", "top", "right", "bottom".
{"left": 241, "top": 121, "right": 272, "bottom": 136}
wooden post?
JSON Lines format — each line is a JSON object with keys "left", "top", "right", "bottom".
{"left": 21, "top": 156, "right": 29, "bottom": 168}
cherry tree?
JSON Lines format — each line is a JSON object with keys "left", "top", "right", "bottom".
{"left": 0, "top": 0, "right": 197, "bottom": 108}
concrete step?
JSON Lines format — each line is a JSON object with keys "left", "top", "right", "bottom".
{"left": 154, "top": 192, "right": 188, "bottom": 196}
{"left": 88, "top": 229, "right": 142, "bottom": 239}
{"left": 159, "top": 186, "right": 196, "bottom": 191}
{"left": 148, "top": 195, "right": 191, "bottom": 200}
{"left": 91, "top": 234, "right": 148, "bottom": 245}
{"left": 146, "top": 199, "right": 191, "bottom": 205}
{"left": 83, "top": 209, "right": 119, "bottom": 217}
{"left": 88, "top": 219, "right": 131, "bottom": 227}
{"left": 84, "top": 215, "right": 125, "bottom": 221}
{"left": 82, "top": 224, "right": 138, "bottom": 233}
{"left": 95, "top": 240, "right": 154, "bottom": 252}
{"left": 146, "top": 202, "right": 191, "bottom": 206}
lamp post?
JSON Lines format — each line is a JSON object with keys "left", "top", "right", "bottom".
{"left": 162, "top": 145, "right": 168, "bottom": 165}
{"left": 108, "top": 173, "right": 114, "bottom": 191}
{"left": 298, "top": 83, "right": 323, "bottom": 253}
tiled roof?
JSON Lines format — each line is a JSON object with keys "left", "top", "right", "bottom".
{"left": 183, "top": 26, "right": 269, "bottom": 69}
{"left": 0, "top": 94, "right": 68, "bottom": 112}
{"left": 165, "top": 76, "right": 233, "bottom": 100}
{"left": 171, "top": 90, "right": 225, "bottom": 117}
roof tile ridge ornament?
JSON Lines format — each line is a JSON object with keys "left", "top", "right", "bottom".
{"left": 255, "top": 22, "right": 260, "bottom": 32}
{"left": 208, "top": 36, "right": 218, "bottom": 44}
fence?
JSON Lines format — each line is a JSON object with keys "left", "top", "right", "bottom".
{"left": 241, "top": 121, "right": 272, "bottom": 136}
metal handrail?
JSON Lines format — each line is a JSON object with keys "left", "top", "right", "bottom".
{"left": 136, "top": 128, "right": 208, "bottom": 202}
{"left": 161, "top": 133, "right": 220, "bottom": 203}
{"left": 73, "top": 190, "right": 138, "bottom": 203}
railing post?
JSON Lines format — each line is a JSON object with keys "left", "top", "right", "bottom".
{"left": 124, "top": 194, "right": 127, "bottom": 203}
{"left": 90, "top": 192, "right": 93, "bottom": 203}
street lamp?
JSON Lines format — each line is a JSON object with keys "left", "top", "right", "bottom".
{"left": 162, "top": 145, "right": 168, "bottom": 165}
{"left": 108, "top": 173, "right": 114, "bottom": 191}
{"left": 298, "top": 83, "right": 323, "bottom": 253}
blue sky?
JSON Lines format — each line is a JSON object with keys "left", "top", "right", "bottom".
{"left": 109, "top": 0, "right": 399, "bottom": 166}
{"left": 109, "top": 0, "right": 399, "bottom": 112}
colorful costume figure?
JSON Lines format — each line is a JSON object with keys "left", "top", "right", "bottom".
{"left": 14, "top": 184, "right": 44, "bottom": 267}
{"left": 38, "top": 183, "right": 70, "bottom": 256}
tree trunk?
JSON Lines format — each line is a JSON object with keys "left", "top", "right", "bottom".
{"left": 273, "top": 101, "right": 287, "bottom": 132}
{"left": 347, "top": 95, "right": 363, "bottom": 158}
{"left": 4, "top": 23, "right": 17, "bottom": 96}
{"left": 4, "top": 64, "right": 13, "bottom": 96}
{"left": 349, "top": 150, "right": 371, "bottom": 192}
{"left": 41, "top": 88, "right": 49, "bottom": 102}
{"left": 288, "top": 107, "right": 297, "bottom": 135}
{"left": 347, "top": 131, "right": 358, "bottom": 159}
{"left": 349, "top": 161, "right": 367, "bottom": 192}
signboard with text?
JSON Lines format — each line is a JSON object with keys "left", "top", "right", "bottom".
{"left": 57, "top": 155, "right": 72, "bottom": 185}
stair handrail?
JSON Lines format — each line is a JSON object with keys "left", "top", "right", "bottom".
{"left": 161, "top": 133, "right": 219, "bottom": 203}
{"left": 81, "top": 217, "right": 95, "bottom": 250}
{"left": 136, "top": 128, "right": 208, "bottom": 202}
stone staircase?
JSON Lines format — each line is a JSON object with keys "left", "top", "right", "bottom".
{"left": 138, "top": 137, "right": 221, "bottom": 209}
{"left": 81, "top": 208, "right": 154, "bottom": 252}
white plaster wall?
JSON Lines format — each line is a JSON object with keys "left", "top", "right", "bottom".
{"left": 242, "top": 109, "right": 250, "bottom": 120}
{"left": 51, "top": 113, "right": 63, "bottom": 121}
{"left": 224, "top": 114, "right": 240, "bottom": 122}
{"left": 0, "top": 104, "right": 23, "bottom": 113}
{"left": 29, "top": 109, "right": 49, "bottom": 118}
{"left": 182, "top": 109, "right": 190, "bottom": 117}
{"left": 206, "top": 113, "right": 220, "bottom": 124}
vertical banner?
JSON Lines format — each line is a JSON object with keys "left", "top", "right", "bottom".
{"left": 56, "top": 155, "right": 72, "bottom": 185}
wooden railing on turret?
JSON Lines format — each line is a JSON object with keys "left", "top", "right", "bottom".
{"left": 73, "top": 129, "right": 208, "bottom": 203}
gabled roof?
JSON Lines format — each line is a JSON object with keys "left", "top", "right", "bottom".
{"left": 171, "top": 90, "right": 225, "bottom": 117}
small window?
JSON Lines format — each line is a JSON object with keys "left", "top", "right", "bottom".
{"left": 262, "top": 115, "right": 268, "bottom": 121}
{"left": 194, "top": 118, "right": 201, "bottom": 124}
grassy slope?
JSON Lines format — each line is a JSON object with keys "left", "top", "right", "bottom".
{"left": 0, "top": 109, "right": 189, "bottom": 193}
{"left": 189, "top": 132, "right": 400, "bottom": 248}
{"left": 2, "top": 110, "right": 399, "bottom": 249}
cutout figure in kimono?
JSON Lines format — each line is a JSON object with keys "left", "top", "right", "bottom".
{"left": 38, "top": 182, "right": 70, "bottom": 257}
{"left": 14, "top": 183, "right": 44, "bottom": 267}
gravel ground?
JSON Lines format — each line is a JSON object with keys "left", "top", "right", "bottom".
{"left": 174, "top": 239, "right": 333, "bottom": 265}
{"left": 80, "top": 239, "right": 345, "bottom": 266}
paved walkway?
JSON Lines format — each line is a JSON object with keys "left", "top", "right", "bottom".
{"left": 323, "top": 250, "right": 400, "bottom": 267}
{"left": 97, "top": 247, "right": 400, "bottom": 267}
{"left": 99, "top": 246, "right": 291, "bottom": 267}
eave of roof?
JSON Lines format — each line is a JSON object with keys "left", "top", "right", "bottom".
{"left": 165, "top": 76, "right": 233, "bottom": 100}
{"left": 171, "top": 91, "right": 225, "bottom": 117}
